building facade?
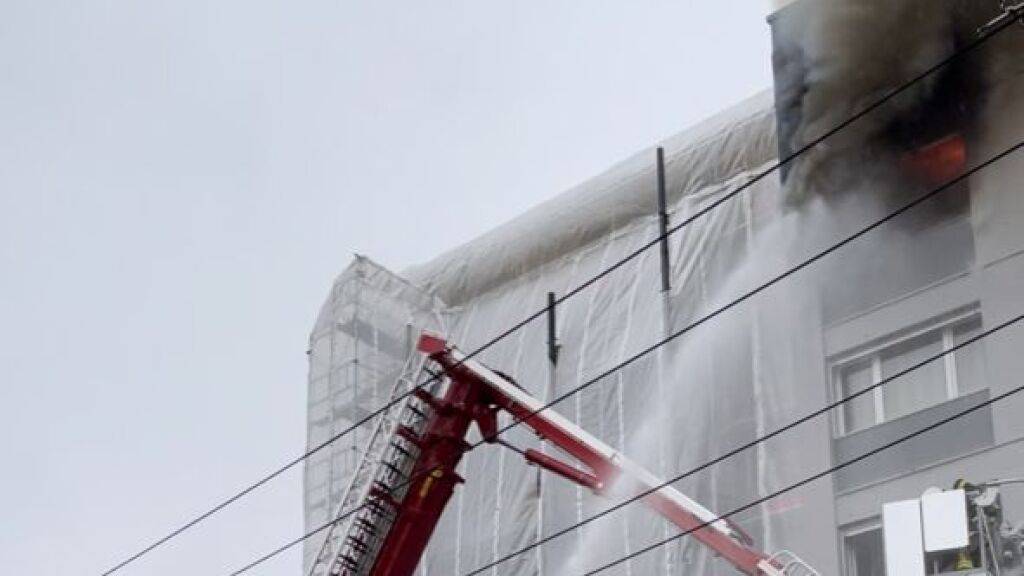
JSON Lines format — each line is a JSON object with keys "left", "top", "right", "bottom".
{"left": 304, "top": 2, "right": 1024, "bottom": 574}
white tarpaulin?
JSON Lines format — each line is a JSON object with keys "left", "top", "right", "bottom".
{"left": 303, "top": 90, "right": 840, "bottom": 575}
{"left": 303, "top": 7, "right": 1024, "bottom": 573}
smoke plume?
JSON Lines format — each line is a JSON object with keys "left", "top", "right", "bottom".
{"left": 772, "top": 0, "right": 1001, "bottom": 203}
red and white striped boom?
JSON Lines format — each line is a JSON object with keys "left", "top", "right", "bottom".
{"left": 355, "top": 332, "right": 815, "bottom": 576}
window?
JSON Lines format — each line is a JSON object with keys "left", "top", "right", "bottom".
{"left": 841, "top": 523, "right": 885, "bottom": 576}
{"left": 832, "top": 313, "right": 985, "bottom": 435}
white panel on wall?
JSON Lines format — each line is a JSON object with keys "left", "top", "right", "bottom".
{"left": 883, "top": 499, "right": 925, "bottom": 576}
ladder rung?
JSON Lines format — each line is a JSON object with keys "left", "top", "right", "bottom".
{"left": 346, "top": 535, "right": 368, "bottom": 553}
{"left": 381, "top": 461, "right": 405, "bottom": 478}
{"left": 365, "top": 498, "right": 388, "bottom": 515}
{"left": 355, "top": 517, "right": 377, "bottom": 533}
{"left": 389, "top": 441, "right": 413, "bottom": 459}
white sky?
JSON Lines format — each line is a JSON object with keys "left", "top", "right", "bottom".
{"left": 0, "top": 2, "right": 773, "bottom": 574}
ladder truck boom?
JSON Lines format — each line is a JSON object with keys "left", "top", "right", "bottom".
{"left": 313, "top": 331, "right": 818, "bottom": 576}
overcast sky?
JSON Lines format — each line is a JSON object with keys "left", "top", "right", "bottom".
{"left": 0, "top": 2, "right": 773, "bottom": 574}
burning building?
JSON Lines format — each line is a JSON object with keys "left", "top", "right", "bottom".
{"left": 304, "top": 1, "right": 1024, "bottom": 574}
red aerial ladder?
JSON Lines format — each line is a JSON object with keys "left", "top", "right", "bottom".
{"left": 307, "top": 332, "right": 818, "bottom": 576}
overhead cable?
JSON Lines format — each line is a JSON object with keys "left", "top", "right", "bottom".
{"left": 101, "top": 14, "right": 1019, "bottom": 575}
{"left": 464, "top": 312, "right": 1024, "bottom": 575}
{"left": 583, "top": 376, "right": 1024, "bottom": 575}
{"left": 225, "top": 133, "right": 1024, "bottom": 576}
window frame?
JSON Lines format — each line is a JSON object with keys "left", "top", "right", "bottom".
{"left": 839, "top": 519, "right": 884, "bottom": 576}
{"left": 830, "top": 309, "right": 983, "bottom": 436}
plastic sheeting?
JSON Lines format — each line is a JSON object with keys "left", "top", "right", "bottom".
{"left": 301, "top": 12, "right": 1024, "bottom": 571}
{"left": 303, "top": 91, "right": 839, "bottom": 575}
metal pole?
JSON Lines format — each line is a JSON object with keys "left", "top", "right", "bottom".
{"left": 657, "top": 147, "right": 672, "bottom": 294}
{"left": 655, "top": 147, "right": 674, "bottom": 575}
{"left": 548, "top": 291, "right": 560, "bottom": 365}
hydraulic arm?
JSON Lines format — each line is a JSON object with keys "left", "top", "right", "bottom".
{"left": 327, "top": 332, "right": 817, "bottom": 576}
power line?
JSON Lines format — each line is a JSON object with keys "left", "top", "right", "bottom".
{"left": 474, "top": 138, "right": 1023, "bottom": 458}
{"left": 101, "top": 15, "right": 1019, "bottom": 575}
{"left": 225, "top": 133, "right": 1024, "bottom": 576}
{"left": 584, "top": 375, "right": 1024, "bottom": 575}
{"left": 464, "top": 312, "right": 1024, "bottom": 575}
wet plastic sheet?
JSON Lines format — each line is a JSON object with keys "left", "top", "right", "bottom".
{"left": 304, "top": 91, "right": 836, "bottom": 575}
